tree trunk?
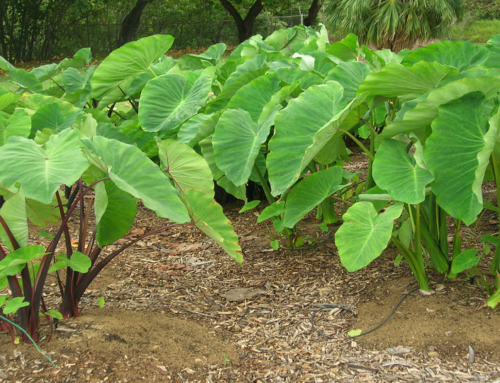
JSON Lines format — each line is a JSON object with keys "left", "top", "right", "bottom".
{"left": 118, "top": 0, "right": 152, "bottom": 46}
{"left": 219, "top": 0, "right": 264, "bottom": 43}
{"left": 304, "top": 0, "right": 322, "bottom": 27}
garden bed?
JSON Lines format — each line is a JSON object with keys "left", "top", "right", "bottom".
{"left": 1, "top": 191, "right": 499, "bottom": 382}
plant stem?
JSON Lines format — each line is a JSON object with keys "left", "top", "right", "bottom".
{"left": 389, "top": 97, "right": 399, "bottom": 123}
{"left": 391, "top": 236, "right": 430, "bottom": 290}
{"left": 448, "top": 219, "right": 462, "bottom": 279}
{"left": 438, "top": 202, "right": 449, "bottom": 258}
{"left": 414, "top": 204, "right": 422, "bottom": 265}
{"left": 253, "top": 164, "right": 274, "bottom": 206}
{"left": 307, "top": 162, "right": 317, "bottom": 173}
{"left": 490, "top": 151, "right": 500, "bottom": 276}
{"left": 337, "top": 129, "right": 375, "bottom": 162}
{"left": 33, "top": 177, "right": 110, "bottom": 322}
{"left": 253, "top": 164, "right": 293, "bottom": 248}
{"left": 365, "top": 123, "right": 375, "bottom": 190}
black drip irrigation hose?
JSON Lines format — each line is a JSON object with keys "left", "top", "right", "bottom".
{"left": 242, "top": 231, "right": 331, "bottom": 255}
{"left": 310, "top": 277, "right": 476, "bottom": 340}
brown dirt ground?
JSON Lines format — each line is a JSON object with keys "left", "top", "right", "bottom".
{"left": 1, "top": 153, "right": 500, "bottom": 382}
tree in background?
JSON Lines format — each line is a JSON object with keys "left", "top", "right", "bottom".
{"left": 303, "top": 0, "right": 323, "bottom": 27}
{"left": 0, "top": 0, "right": 73, "bottom": 62}
{"left": 219, "top": 0, "right": 323, "bottom": 43}
{"left": 325, "top": 0, "right": 463, "bottom": 51}
{"left": 118, "top": 0, "right": 154, "bottom": 46}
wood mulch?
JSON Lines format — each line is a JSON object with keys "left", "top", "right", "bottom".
{"left": 1, "top": 153, "right": 500, "bottom": 382}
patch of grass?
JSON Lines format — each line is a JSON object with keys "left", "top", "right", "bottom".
{"left": 450, "top": 18, "right": 500, "bottom": 43}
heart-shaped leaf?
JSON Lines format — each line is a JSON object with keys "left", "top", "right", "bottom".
{"left": 450, "top": 249, "right": 479, "bottom": 274}
{"left": 373, "top": 139, "right": 434, "bottom": 204}
{"left": 81, "top": 136, "right": 189, "bottom": 223}
{"left": 0, "top": 129, "right": 89, "bottom": 204}
{"left": 336, "top": 202, "right": 403, "bottom": 272}
{"left": 139, "top": 74, "right": 212, "bottom": 132}
{"left": 424, "top": 92, "right": 500, "bottom": 225}
{"left": 91, "top": 34, "right": 174, "bottom": 100}
{"left": 157, "top": 138, "right": 214, "bottom": 197}
{"left": 401, "top": 41, "right": 488, "bottom": 71}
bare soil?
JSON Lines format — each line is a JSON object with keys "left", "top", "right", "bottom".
{"left": 1, "top": 153, "right": 500, "bottom": 382}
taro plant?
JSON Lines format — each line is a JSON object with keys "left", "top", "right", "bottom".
{"left": 0, "top": 38, "right": 243, "bottom": 341}
{"left": 186, "top": 28, "right": 500, "bottom": 307}
{"left": 331, "top": 36, "right": 500, "bottom": 308}
{"left": 0, "top": 128, "right": 242, "bottom": 341}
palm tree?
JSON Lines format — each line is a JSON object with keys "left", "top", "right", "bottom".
{"left": 325, "top": 0, "right": 463, "bottom": 51}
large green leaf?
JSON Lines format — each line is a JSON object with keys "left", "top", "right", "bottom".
{"left": 205, "top": 67, "right": 268, "bottom": 114}
{"left": 31, "top": 100, "right": 83, "bottom": 136}
{"left": 176, "top": 43, "right": 226, "bottom": 70}
{"left": 325, "top": 61, "right": 371, "bottom": 101}
{"left": 0, "top": 109, "right": 31, "bottom": 146}
{"left": 484, "top": 34, "right": 500, "bottom": 69}
{"left": 401, "top": 41, "right": 488, "bottom": 72}
{"left": 91, "top": 34, "right": 174, "bottom": 100}
{"left": 199, "top": 136, "right": 246, "bottom": 201}
{"left": 157, "top": 138, "right": 214, "bottom": 197}
{"left": 325, "top": 34, "right": 361, "bottom": 61}
{"left": 357, "top": 62, "right": 458, "bottom": 99}
{"left": 225, "top": 54, "right": 267, "bottom": 86}
{"left": 424, "top": 92, "right": 500, "bottom": 226}
{"left": 184, "top": 188, "right": 242, "bottom": 263}
{"left": 303, "top": 94, "right": 368, "bottom": 168}
{"left": 25, "top": 196, "right": 60, "bottom": 227}
{"left": 0, "top": 129, "right": 89, "bottom": 204}
{"left": 267, "top": 83, "right": 368, "bottom": 195}
{"left": 0, "top": 187, "right": 28, "bottom": 251}
{"left": 265, "top": 28, "right": 297, "bottom": 51}
{"left": 373, "top": 139, "right": 434, "bottom": 204}
{"left": 94, "top": 179, "right": 137, "bottom": 247}
{"left": 139, "top": 74, "right": 212, "bottom": 132}
{"left": 382, "top": 76, "right": 500, "bottom": 139}
{"left": 177, "top": 113, "right": 214, "bottom": 145}
{"left": 0, "top": 55, "right": 14, "bottom": 71}
{"left": 273, "top": 67, "right": 322, "bottom": 90}
{"left": 267, "top": 81, "right": 347, "bottom": 195}
{"left": 30, "top": 63, "right": 59, "bottom": 82}
{"left": 179, "top": 112, "right": 220, "bottom": 147}
{"left": 213, "top": 106, "right": 280, "bottom": 186}
{"left": 8, "top": 69, "right": 43, "bottom": 93}
{"left": 81, "top": 136, "right": 189, "bottom": 223}
{"left": 0, "top": 92, "right": 19, "bottom": 114}
{"left": 59, "top": 48, "right": 92, "bottom": 70}
{"left": 335, "top": 202, "right": 404, "bottom": 272}
{"left": 62, "top": 67, "right": 87, "bottom": 94}
{"left": 283, "top": 166, "right": 344, "bottom": 228}
{"left": 226, "top": 73, "right": 282, "bottom": 122}
{"left": 125, "top": 56, "right": 175, "bottom": 98}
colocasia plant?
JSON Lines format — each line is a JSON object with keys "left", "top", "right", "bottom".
{"left": 0, "top": 36, "right": 242, "bottom": 342}
{"left": 2, "top": 27, "right": 500, "bottom": 345}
